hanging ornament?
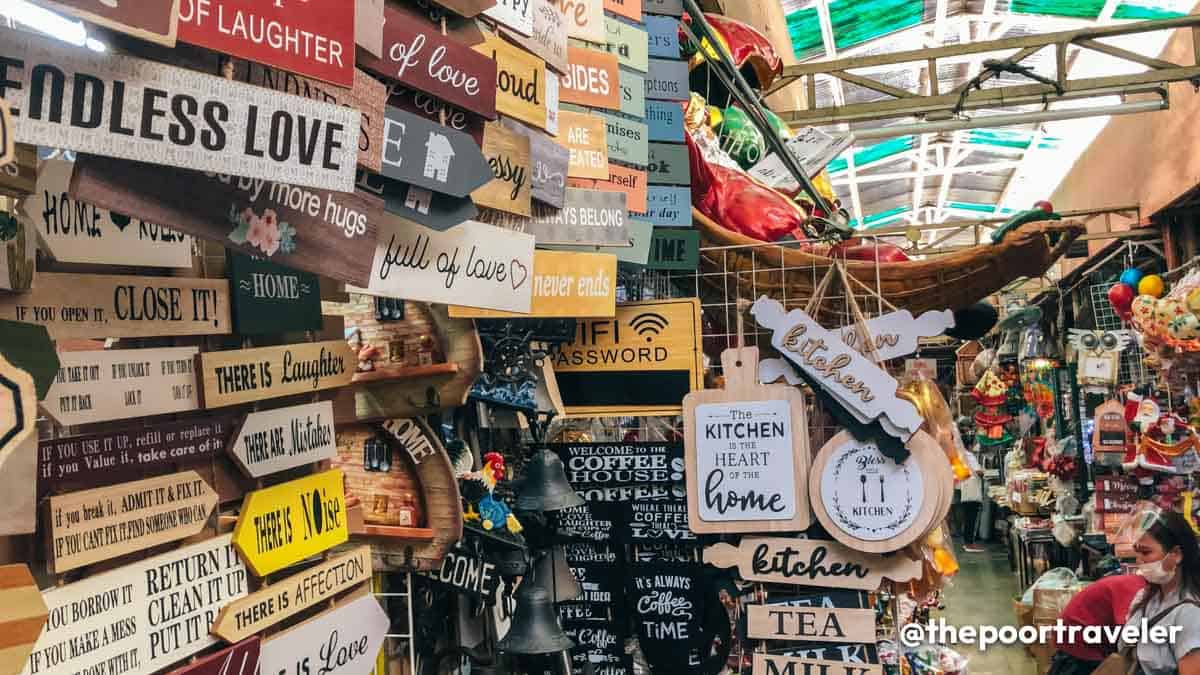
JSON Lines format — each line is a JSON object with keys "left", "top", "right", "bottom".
{"left": 1108, "top": 283, "right": 1136, "bottom": 317}
{"left": 714, "top": 106, "right": 767, "bottom": 170}
{"left": 1138, "top": 274, "right": 1165, "bottom": 298}
{"left": 1119, "top": 268, "right": 1144, "bottom": 288}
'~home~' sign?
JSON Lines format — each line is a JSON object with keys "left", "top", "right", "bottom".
{"left": 42, "top": 347, "right": 201, "bottom": 427}
{"left": 227, "top": 252, "right": 322, "bottom": 335}
{"left": 232, "top": 469, "right": 349, "bottom": 576}
{"left": 703, "top": 538, "right": 922, "bottom": 591}
{"left": 226, "top": 401, "right": 337, "bottom": 478}
{"left": 198, "top": 340, "right": 355, "bottom": 409}
{"left": 0, "top": 30, "right": 359, "bottom": 192}
{"left": 256, "top": 593, "right": 389, "bottom": 675}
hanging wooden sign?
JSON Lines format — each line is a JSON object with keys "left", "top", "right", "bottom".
{"left": 645, "top": 15, "right": 679, "bottom": 57}
{"left": 477, "top": 35, "right": 548, "bottom": 129}
{"left": 356, "top": 0, "right": 385, "bottom": 57}
{"left": 39, "top": 0, "right": 179, "bottom": 46}
{"left": 349, "top": 217, "right": 536, "bottom": 314}
{"left": 546, "top": 72, "right": 561, "bottom": 134}
{"left": 449, "top": 250, "right": 615, "bottom": 319}
{"left": 644, "top": 185, "right": 691, "bottom": 226}
{"left": 385, "top": 83, "right": 486, "bottom": 145}
{"left": 601, "top": 17, "right": 649, "bottom": 72}
{"left": 552, "top": 298, "right": 702, "bottom": 415}
{"left": 747, "top": 606, "right": 876, "bottom": 643}
{"left": 21, "top": 535, "right": 248, "bottom": 675}
{"left": 751, "top": 297, "right": 923, "bottom": 441}
{"left": 232, "top": 469, "right": 349, "bottom": 576}
{"left": 70, "top": 155, "right": 383, "bottom": 286}
{"left": 240, "top": 64, "right": 387, "bottom": 173}
{"left": 1, "top": 30, "right": 358, "bottom": 192}
{"left": 0, "top": 98, "right": 14, "bottom": 169}
{"left": 419, "top": 542, "right": 502, "bottom": 603}
{"left": 645, "top": 57, "right": 689, "bottom": 101}
{"left": 618, "top": 498, "right": 696, "bottom": 542}
{"left": 198, "top": 340, "right": 355, "bottom": 409}
{"left": 257, "top": 592, "right": 388, "bottom": 675}
{"left": 485, "top": 0, "right": 535, "bottom": 34}
{"left": 227, "top": 253, "right": 321, "bottom": 335}
{"left": 480, "top": 188, "right": 628, "bottom": 245}
{"left": 754, "top": 653, "right": 883, "bottom": 675}
{"left": 165, "top": 637, "right": 260, "bottom": 675}
{"left": 647, "top": 142, "right": 690, "bottom": 185}
{"left": 426, "top": 0, "right": 497, "bottom": 18}
{"left": 606, "top": 0, "right": 642, "bottom": 20}
{"left": 0, "top": 565, "right": 47, "bottom": 675}
{"left": 42, "top": 347, "right": 201, "bottom": 427}
{"left": 620, "top": 69, "right": 647, "bottom": 118}
{"left": 0, "top": 354, "right": 35, "bottom": 469}
{"left": 648, "top": 228, "right": 699, "bottom": 270}
{"left": 178, "top": 0, "right": 355, "bottom": 87}
{"left": 367, "top": 173, "right": 479, "bottom": 232}
{"left": 568, "top": 163, "right": 647, "bottom": 212}
{"left": 642, "top": 0, "right": 682, "bottom": 15}
{"left": 211, "top": 546, "right": 371, "bottom": 643}
{"left": 226, "top": 401, "right": 337, "bottom": 478}
{"left": 647, "top": 100, "right": 685, "bottom": 142}
{"left": 26, "top": 160, "right": 194, "bottom": 268}
{"left": 554, "top": 0, "right": 605, "bottom": 42}
{"left": 38, "top": 416, "right": 231, "bottom": 494}
{"left": 703, "top": 537, "right": 922, "bottom": 590}
{"left": 502, "top": 0, "right": 570, "bottom": 74}
{"left": 838, "top": 310, "right": 955, "bottom": 361}
{"left": 684, "top": 347, "right": 810, "bottom": 534}
{"left": 541, "top": 217, "right": 652, "bottom": 265}
{"left": 560, "top": 111, "right": 611, "bottom": 178}
{"left": 361, "top": 7, "right": 498, "bottom": 118}
{"left": 0, "top": 272, "right": 229, "bottom": 341}
{"left": 473, "top": 122, "right": 534, "bottom": 216}
{"left": 1093, "top": 400, "right": 1130, "bottom": 454}
{"left": 47, "top": 470, "right": 218, "bottom": 573}
{"left": 500, "top": 118, "right": 570, "bottom": 208}
{"left": 379, "top": 106, "right": 495, "bottom": 197}
{"left": 561, "top": 46, "right": 622, "bottom": 110}
{"left": 599, "top": 111, "right": 649, "bottom": 166}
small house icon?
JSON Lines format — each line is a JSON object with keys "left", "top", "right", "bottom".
{"left": 404, "top": 186, "right": 433, "bottom": 215}
{"left": 423, "top": 133, "right": 455, "bottom": 182}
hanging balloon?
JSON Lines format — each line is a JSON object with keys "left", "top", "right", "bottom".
{"left": 1119, "top": 268, "right": 1144, "bottom": 288}
{"left": 715, "top": 106, "right": 767, "bottom": 169}
{"left": 1138, "top": 274, "right": 1165, "bottom": 298}
{"left": 1108, "top": 283, "right": 1136, "bottom": 315}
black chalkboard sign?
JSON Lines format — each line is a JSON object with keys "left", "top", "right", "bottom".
{"left": 618, "top": 498, "right": 696, "bottom": 542}
{"left": 550, "top": 442, "right": 684, "bottom": 486}
{"left": 557, "top": 502, "right": 619, "bottom": 542}
{"left": 627, "top": 562, "right": 706, "bottom": 672}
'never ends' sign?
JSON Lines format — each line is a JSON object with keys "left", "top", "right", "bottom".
{"left": 0, "top": 29, "right": 359, "bottom": 192}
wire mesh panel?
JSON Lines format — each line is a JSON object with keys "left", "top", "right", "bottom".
{"left": 1087, "top": 280, "right": 1150, "bottom": 387}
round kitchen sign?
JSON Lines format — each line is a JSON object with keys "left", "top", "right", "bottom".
{"left": 818, "top": 437, "right": 924, "bottom": 542}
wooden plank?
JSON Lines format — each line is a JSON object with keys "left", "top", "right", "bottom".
{"left": 356, "top": 0, "right": 385, "bottom": 57}
{"left": 0, "top": 354, "right": 36, "bottom": 469}
{"left": 0, "top": 30, "right": 358, "bottom": 192}
{"left": 165, "top": 637, "right": 259, "bottom": 675}
{"left": 479, "top": 187, "right": 628, "bottom": 245}
{"left": 70, "top": 155, "right": 383, "bottom": 287}
{"left": 500, "top": 118, "right": 570, "bottom": 208}
{"left": 39, "top": 0, "right": 179, "bottom": 46}
{"left": 449, "top": 250, "right": 616, "bottom": 318}
{"left": 647, "top": 142, "right": 690, "bottom": 185}
{"left": 703, "top": 537, "right": 922, "bottom": 590}
{"left": 561, "top": 46, "right": 622, "bottom": 110}
{"left": 606, "top": 0, "right": 642, "bottom": 21}
{"left": 647, "top": 228, "right": 698, "bottom": 270}
{"left": 0, "top": 98, "right": 13, "bottom": 169}
{"left": 0, "top": 273, "right": 229, "bottom": 341}
{"left": 601, "top": 17, "right": 649, "bottom": 73}
{"left": 502, "top": 0, "right": 570, "bottom": 74}
{"left": 198, "top": 340, "right": 355, "bottom": 409}
{"left": 620, "top": 69, "right": 647, "bottom": 117}
{"left": 256, "top": 593, "right": 388, "bottom": 675}
{"left": 0, "top": 565, "right": 48, "bottom": 675}
{"left": 21, "top": 536, "right": 248, "bottom": 675}
{"left": 644, "top": 57, "right": 689, "bottom": 100}
{"left": 747, "top": 606, "right": 876, "bottom": 643}
{"left": 226, "top": 401, "right": 337, "bottom": 478}
{"left": 472, "top": 122, "right": 534, "bottom": 216}
{"left": 560, "top": 110, "right": 610, "bottom": 178}
{"left": 211, "top": 546, "right": 371, "bottom": 643}
{"left": 477, "top": 35, "right": 548, "bottom": 129}
{"left": 40, "top": 347, "right": 201, "bottom": 426}
{"left": 47, "top": 470, "right": 218, "bottom": 573}
{"left": 541, "top": 218, "right": 652, "bottom": 264}
{"left": 643, "top": 185, "right": 691, "bottom": 226}
{"left": 753, "top": 653, "right": 883, "bottom": 675}
{"left": 227, "top": 252, "right": 322, "bottom": 335}
{"left": 379, "top": 106, "right": 495, "bottom": 197}
{"left": 233, "top": 469, "right": 349, "bottom": 576}
{"left": 567, "top": 163, "right": 647, "bottom": 212}
{"left": 554, "top": 0, "right": 606, "bottom": 42}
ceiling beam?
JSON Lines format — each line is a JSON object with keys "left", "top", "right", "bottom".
{"left": 830, "top": 160, "right": 1020, "bottom": 185}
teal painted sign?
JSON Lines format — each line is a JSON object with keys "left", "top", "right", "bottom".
{"left": 647, "top": 142, "right": 689, "bottom": 185}
{"left": 648, "top": 228, "right": 699, "bottom": 270}
{"left": 644, "top": 186, "right": 691, "bottom": 226}
{"left": 227, "top": 252, "right": 322, "bottom": 335}
{"left": 620, "top": 69, "right": 646, "bottom": 118}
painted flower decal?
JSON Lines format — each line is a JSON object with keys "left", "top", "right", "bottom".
{"left": 227, "top": 205, "right": 297, "bottom": 256}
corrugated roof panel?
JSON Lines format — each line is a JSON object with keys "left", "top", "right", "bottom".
{"left": 830, "top": 0, "right": 926, "bottom": 50}
{"left": 827, "top": 135, "right": 916, "bottom": 174}
{"left": 851, "top": 205, "right": 911, "bottom": 228}
{"left": 1010, "top": 0, "right": 1104, "bottom": 17}
{"left": 1112, "top": 1, "right": 1187, "bottom": 19}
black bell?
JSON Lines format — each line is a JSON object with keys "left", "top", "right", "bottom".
{"left": 497, "top": 565, "right": 575, "bottom": 654}
{"left": 535, "top": 546, "right": 582, "bottom": 602}
{"left": 515, "top": 447, "right": 584, "bottom": 512}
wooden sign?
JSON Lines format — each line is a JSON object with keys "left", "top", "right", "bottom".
{"left": 356, "top": 0, "right": 385, "bottom": 57}
{"left": 646, "top": 15, "right": 680, "bottom": 57}
{"left": 485, "top": 0, "right": 534, "bottom": 35}
{"left": 747, "top": 605, "right": 876, "bottom": 643}
{"left": 555, "top": 0, "right": 605, "bottom": 42}
{"left": 257, "top": 593, "right": 388, "bottom": 675}
{"left": 620, "top": 69, "right": 647, "bottom": 117}
{"left": 473, "top": 122, "right": 534, "bottom": 216}
{"left": 703, "top": 537, "right": 923, "bottom": 590}
{"left": 552, "top": 441, "right": 683, "bottom": 485}
{"left": 542, "top": 217, "right": 653, "bottom": 265}
{"left": 751, "top": 297, "right": 923, "bottom": 441}
{"left": 618, "top": 498, "right": 696, "bottom": 542}
{"left": 644, "top": 185, "right": 691, "bottom": 226}
{"left": 568, "top": 163, "right": 647, "bottom": 212}
{"left": 0, "top": 354, "right": 35, "bottom": 469}
{"left": 450, "top": 250, "right": 616, "bottom": 318}
{"left": 211, "top": 546, "right": 371, "bottom": 643}
{"left": 642, "top": 0, "right": 683, "bottom": 16}
{"left": 838, "top": 310, "right": 954, "bottom": 361}
{"left": 227, "top": 253, "right": 321, "bottom": 334}
{"left": 363, "top": 171, "right": 479, "bottom": 231}
{"left": 647, "top": 142, "right": 690, "bottom": 185}
{"left": 684, "top": 347, "right": 810, "bottom": 534}
{"left": 645, "top": 57, "right": 689, "bottom": 100}
{"left": 71, "top": 155, "right": 382, "bottom": 287}
{"left": 0, "top": 98, "right": 13, "bottom": 169}
{"left": 0, "top": 143, "right": 36, "bottom": 197}
{"left": 1095, "top": 475, "right": 1138, "bottom": 513}
{"left": 426, "top": 0, "right": 497, "bottom": 18}
{"left": 477, "top": 35, "right": 548, "bottom": 129}
{"left": 602, "top": 17, "right": 649, "bottom": 72}
{"left": 379, "top": 106, "right": 495, "bottom": 197}
{"left": 41, "top": 347, "right": 201, "bottom": 426}
{"left": 647, "top": 100, "right": 685, "bottom": 142}
{"left": 0, "top": 565, "right": 47, "bottom": 675}
{"left": 560, "top": 111, "right": 610, "bottom": 178}
{"left": 350, "top": 217, "right": 536, "bottom": 313}
{"left": 21, "top": 535, "right": 248, "bottom": 675}
{"left": 599, "top": 111, "right": 649, "bottom": 166}
{"left": 385, "top": 83, "right": 485, "bottom": 145}
{"left": 0, "top": 273, "right": 229, "bottom": 341}
{"left": 561, "top": 46, "right": 621, "bottom": 110}
{"left": 546, "top": 71, "right": 561, "bottom": 134}
{"left": 227, "top": 401, "right": 337, "bottom": 478}
{"left": 754, "top": 653, "right": 883, "bottom": 675}
{"left": 198, "top": 340, "right": 354, "bottom": 409}
{"left": 503, "top": 0, "right": 569, "bottom": 74}
{"left": 40, "top": 0, "right": 179, "bottom": 46}
{"left": 362, "top": 7, "right": 498, "bottom": 118}
{"left": 480, "top": 187, "right": 628, "bottom": 245}
{"left": 26, "top": 160, "right": 194, "bottom": 268}
{"left": 552, "top": 298, "right": 702, "bottom": 415}
{"left": 606, "top": 0, "right": 642, "bottom": 20}
{"left": 648, "top": 228, "right": 699, "bottom": 270}
{"left": 233, "top": 469, "right": 348, "bottom": 576}
{"left": 241, "top": 64, "right": 387, "bottom": 173}
{"left": 500, "top": 118, "right": 570, "bottom": 208}
{"left": 420, "top": 542, "right": 502, "bottom": 602}
{"left": 165, "top": 637, "right": 259, "bottom": 675}
{"left": 1093, "top": 400, "right": 1131, "bottom": 453}
{"left": 179, "top": 0, "right": 355, "bottom": 87}
{"left": 47, "top": 470, "right": 218, "bottom": 573}
{"left": 38, "top": 417, "right": 230, "bottom": 494}
{"left": 0, "top": 30, "right": 358, "bottom": 192}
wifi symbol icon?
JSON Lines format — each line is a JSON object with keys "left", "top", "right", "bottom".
{"left": 631, "top": 312, "right": 669, "bottom": 342}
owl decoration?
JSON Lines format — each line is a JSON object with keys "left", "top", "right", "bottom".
{"left": 1068, "top": 329, "right": 1134, "bottom": 387}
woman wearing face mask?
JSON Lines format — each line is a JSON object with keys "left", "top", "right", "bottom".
{"left": 1122, "top": 510, "right": 1200, "bottom": 675}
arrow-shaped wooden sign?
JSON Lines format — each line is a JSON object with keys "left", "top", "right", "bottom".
{"left": 47, "top": 470, "right": 218, "bottom": 573}
{"left": 232, "top": 469, "right": 349, "bottom": 577}
{"left": 379, "top": 106, "right": 494, "bottom": 198}
{"left": 703, "top": 538, "right": 922, "bottom": 591}
{"left": 0, "top": 564, "right": 47, "bottom": 675}
{"left": 164, "top": 637, "right": 260, "bottom": 675}
{"left": 257, "top": 593, "right": 389, "bottom": 675}
{"left": 226, "top": 401, "right": 337, "bottom": 479}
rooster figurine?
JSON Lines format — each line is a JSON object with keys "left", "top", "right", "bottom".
{"left": 453, "top": 446, "right": 523, "bottom": 535}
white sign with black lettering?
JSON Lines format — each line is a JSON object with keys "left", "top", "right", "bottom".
{"left": 226, "top": 401, "right": 336, "bottom": 478}
{"left": 818, "top": 438, "right": 924, "bottom": 542}
{"left": 20, "top": 535, "right": 248, "bottom": 675}
{"left": 43, "top": 347, "right": 201, "bottom": 426}
{"left": 694, "top": 400, "right": 796, "bottom": 523}
{"left": 257, "top": 594, "right": 389, "bottom": 675}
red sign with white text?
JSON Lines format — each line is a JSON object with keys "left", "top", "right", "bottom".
{"left": 178, "top": 0, "right": 355, "bottom": 87}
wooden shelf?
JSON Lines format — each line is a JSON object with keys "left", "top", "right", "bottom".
{"left": 357, "top": 524, "right": 436, "bottom": 540}
{"left": 351, "top": 362, "right": 459, "bottom": 384}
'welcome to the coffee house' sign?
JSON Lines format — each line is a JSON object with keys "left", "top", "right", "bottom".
{"left": 198, "top": 340, "right": 355, "bottom": 408}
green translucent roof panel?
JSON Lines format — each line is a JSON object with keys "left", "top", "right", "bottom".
{"left": 851, "top": 206, "right": 910, "bottom": 229}
{"left": 948, "top": 201, "right": 1000, "bottom": 213}
{"left": 1112, "top": 2, "right": 1186, "bottom": 19}
{"left": 786, "top": 6, "right": 823, "bottom": 60}
{"left": 827, "top": 135, "right": 915, "bottom": 175}
{"left": 786, "top": 0, "right": 924, "bottom": 59}
{"left": 966, "top": 129, "right": 1060, "bottom": 150}
{"left": 1010, "top": 0, "right": 1105, "bottom": 18}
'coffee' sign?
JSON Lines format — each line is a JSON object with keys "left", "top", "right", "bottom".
{"left": 226, "top": 401, "right": 337, "bottom": 478}
{"left": 198, "top": 340, "right": 355, "bottom": 409}
{"left": 232, "top": 469, "right": 349, "bottom": 576}
{"left": 0, "top": 29, "right": 359, "bottom": 192}
{"left": 227, "top": 252, "right": 322, "bottom": 335}
{"left": 41, "top": 347, "right": 201, "bottom": 427}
